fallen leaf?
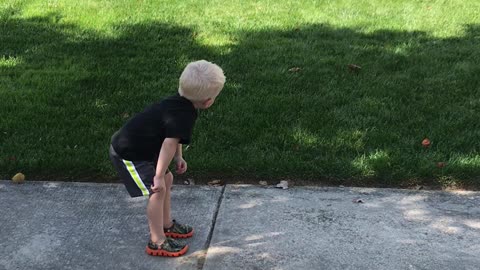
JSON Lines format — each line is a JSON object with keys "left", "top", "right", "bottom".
{"left": 288, "top": 67, "right": 301, "bottom": 73}
{"left": 347, "top": 64, "right": 362, "bottom": 73}
{"left": 12, "top": 172, "right": 25, "bottom": 184}
{"left": 415, "top": 185, "right": 424, "bottom": 190}
{"left": 352, "top": 198, "right": 364, "bottom": 203}
{"left": 184, "top": 178, "right": 196, "bottom": 185}
{"left": 275, "top": 180, "right": 289, "bottom": 190}
{"left": 208, "top": 180, "right": 224, "bottom": 186}
{"left": 259, "top": 181, "right": 268, "bottom": 186}
{"left": 436, "top": 162, "right": 446, "bottom": 168}
{"left": 422, "top": 138, "right": 431, "bottom": 148}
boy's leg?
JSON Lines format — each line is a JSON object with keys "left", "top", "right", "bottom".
{"left": 162, "top": 171, "right": 194, "bottom": 238}
{"left": 109, "top": 146, "right": 187, "bottom": 256}
{"left": 148, "top": 186, "right": 166, "bottom": 244}
{"left": 163, "top": 172, "right": 173, "bottom": 228}
{"left": 146, "top": 176, "right": 188, "bottom": 257}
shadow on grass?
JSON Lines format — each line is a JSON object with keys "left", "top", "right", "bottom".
{"left": 0, "top": 10, "right": 478, "bottom": 188}
{"left": 214, "top": 23, "right": 480, "bottom": 189}
{"left": 0, "top": 12, "right": 216, "bottom": 179}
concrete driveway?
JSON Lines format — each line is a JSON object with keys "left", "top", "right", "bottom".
{"left": 1, "top": 181, "right": 479, "bottom": 270}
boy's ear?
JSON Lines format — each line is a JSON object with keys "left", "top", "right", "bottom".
{"left": 203, "top": 98, "right": 214, "bottom": 108}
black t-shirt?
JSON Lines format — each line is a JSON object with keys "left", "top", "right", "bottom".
{"left": 111, "top": 95, "right": 197, "bottom": 161}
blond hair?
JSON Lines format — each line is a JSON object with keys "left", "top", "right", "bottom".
{"left": 178, "top": 60, "right": 225, "bottom": 101}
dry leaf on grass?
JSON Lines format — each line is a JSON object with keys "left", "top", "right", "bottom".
{"left": 12, "top": 173, "right": 25, "bottom": 184}
{"left": 436, "top": 162, "right": 446, "bottom": 168}
{"left": 422, "top": 138, "right": 431, "bottom": 148}
{"left": 288, "top": 67, "right": 301, "bottom": 73}
{"left": 347, "top": 64, "right": 362, "bottom": 73}
{"left": 208, "top": 180, "right": 224, "bottom": 186}
{"left": 275, "top": 180, "right": 289, "bottom": 190}
{"left": 184, "top": 178, "right": 195, "bottom": 185}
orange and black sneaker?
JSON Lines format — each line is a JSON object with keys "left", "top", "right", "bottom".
{"left": 164, "top": 220, "right": 194, "bottom": 239}
{"left": 146, "top": 238, "right": 188, "bottom": 257}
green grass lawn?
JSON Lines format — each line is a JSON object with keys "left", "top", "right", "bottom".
{"left": 1, "top": 0, "right": 479, "bottom": 188}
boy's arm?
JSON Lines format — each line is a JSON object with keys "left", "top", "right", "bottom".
{"left": 174, "top": 144, "right": 188, "bottom": 174}
{"left": 175, "top": 144, "right": 183, "bottom": 159}
{"left": 152, "top": 138, "right": 179, "bottom": 192}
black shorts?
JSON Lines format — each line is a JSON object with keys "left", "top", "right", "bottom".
{"left": 109, "top": 145, "right": 170, "bottom": 197}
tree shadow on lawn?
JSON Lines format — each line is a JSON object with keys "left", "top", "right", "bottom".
{"left": 0, "top": 11, "right": 479, "bottom": 188}
{"left": 216, "top": 23, "right": 480, "bottom": 189}
{"left": 0, "top": 13, "right": 216, "bottom": 179}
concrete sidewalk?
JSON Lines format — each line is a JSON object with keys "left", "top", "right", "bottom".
{"left": 0, "top": 181, "right": 479, "bottom": 270}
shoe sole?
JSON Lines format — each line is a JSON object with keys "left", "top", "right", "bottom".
{"left": 165, "top": 229, "right": 194, "bottom": 239}
{"left": 145, "top": 245, "right": 189, "bottom": 257}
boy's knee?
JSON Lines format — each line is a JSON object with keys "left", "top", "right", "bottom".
{"left": 149, "top": 185, "right": 167, "bottom": 198}
{"left": 149, "top": 192, "right": 164, "bottom": 203}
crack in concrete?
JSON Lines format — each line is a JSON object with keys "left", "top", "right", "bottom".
{"left": 197, "top": 184, "right": 226, "bottom": 270}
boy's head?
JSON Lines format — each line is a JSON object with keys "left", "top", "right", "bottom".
{"left": 178, "top": 60, "right": 225, "bottom": 109}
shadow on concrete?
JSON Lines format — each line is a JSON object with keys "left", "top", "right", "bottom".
{"left": 203, "top": 186, "right": 480, "bottom": 269}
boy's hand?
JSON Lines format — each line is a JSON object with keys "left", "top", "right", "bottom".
{"left": 151, "top": 175, "right": 166, "bottom": 193}
{"left": 175, "top": 157, "right": 188, "bottom": 174}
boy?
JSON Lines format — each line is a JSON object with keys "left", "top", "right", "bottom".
{"left": 109, "top": 60, "right": 225, "bottom": 257}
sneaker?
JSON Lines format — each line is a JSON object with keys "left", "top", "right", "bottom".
{"left": 145, "top": 238, "right": 188, "bottom": 257}
{"left": 164, "top": 219, "right": 194, "bottom": 238}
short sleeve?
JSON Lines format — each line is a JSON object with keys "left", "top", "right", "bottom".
{"left": 163, "top": 111, "right": 195, "bottom": 144}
